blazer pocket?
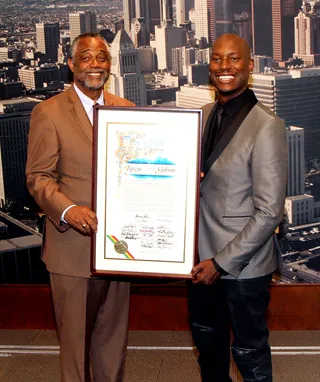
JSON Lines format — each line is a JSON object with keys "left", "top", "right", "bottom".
{"left": 222, "top": 216, "right": 251, "bottom": 225}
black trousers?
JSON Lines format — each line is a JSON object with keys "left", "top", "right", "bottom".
{"left": 188, "top": 274, "right": 272, "bottom": 382}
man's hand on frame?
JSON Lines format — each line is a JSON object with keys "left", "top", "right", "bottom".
{"left": 64, "top": 206, "right": 98, "bottom": 235}
{"left": 191, "top": 259, "right": 222, "bottom": 285}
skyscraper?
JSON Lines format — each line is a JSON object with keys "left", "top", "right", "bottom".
{"left": 195, "top": 0, "right": 232, "bottom": 46}
{"left": 294, "top": 1, "right": 320, "bottom": 65}
{"left": 250, "top": 68, "right": 320, "bottom": 161}
{"left": 130, "top": 18, "right": 149, "bottom": 47}
{"left": 124, "top": 0, "right": 136, "bottom": 33}
{"left": 109, "top": 30, "right": 147, "bottom": 106}
{"left": 69, "top": 11, "right": 97, "bottom": 44}
{"left": 36, "top": 22, "right": 60, "bottom": 62}
{"left": 272, "top": 0, "right": 302, "bottom": 61}
{"left": 176, "top": 0, "right": 194, "bottom": 26}
{"left": 155, "top": 24, "right": 184, "bottom": 70}
{"left": 195, "top": 0, "right": 211, "bottom": 45}
{"left": 251, "top": 0, "right": 273, "bottom": 56}
{"left": 287, "top": 126, "right": 305, "bottom": 196}
{"left": 214, "top": 0, "right": 233, "bottom": 38}
{"left": 0, "top": 98, "right": 41, "bottom": 207}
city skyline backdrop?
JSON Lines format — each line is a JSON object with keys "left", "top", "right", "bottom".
{"left": 1, "top": 0, "right": 320, "bottom": 284}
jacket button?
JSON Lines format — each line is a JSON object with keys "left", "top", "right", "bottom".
{"left": 200, "top": 192, "right": 203, "bottom": 197}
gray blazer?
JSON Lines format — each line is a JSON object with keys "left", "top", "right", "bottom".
{"left": 199, "top": 100, "right": 288, "bottom": 279}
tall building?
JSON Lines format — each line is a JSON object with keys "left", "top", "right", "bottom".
{"left": 251, "top": 0, "right": 273, "bottom": 56}
{"left": 293, "top": 1, "right": 320, "bottom": 65}
{"left": 233, "top": 12, "right": 251, "bottom": 43}
{"left": 155, "top": 24, "right": 184, "bottom": 70}
{"left": 214, "top": 0, "right": 233, "bottom": 39}
{"left": 195, "top": 0, "right": 232, "bottom": 46}
{"left": 36, "top": 22, "right": 60, "bottom": 62}
{"left": 18, "top": 64, "right": 60, "bottom": 90}
{"left": 123, "top": 0, "right": 136, "bottom": 33}
{"left": 287, "top": 126, "right": 305, "bottom": 197}
{"left": 171, "top": 46, "right": 196, "bottom": 75}
{"left": 130, "top": 18, "right": 149, "bottom": 47}
{"left": 187, "top": 63, "right": 210, "bottom": 85}
{"left": 250, "top": 68, "right": 320, "bottom": 161}
{"left": 195, "top": 0, "right": 211, "bottom": 45}
{"left": 0, "top": 98, "right": 41, "bottom": 207}
{"left": 69, "top": 11, "right": 97, "bottom": 44}
{"left": 149, "top": 0, "right": 161, "bottom": 34}
{"left": 109, "top": 30, "right": 147, "bottom": 106}
{"left": 176, "top": 0, "right": 194, "bottom": 26}
{"left": 160, "top": 0, "right": 174, "bottom": 25}
{"left": 253, "top": 55, "right": 274, "bottom": 73}
{"left": 124, "top": 0, "right": 166, "bottom": 35}
{"left": 285, "top": 194, "right": 314, "bottom": 226}
{"left": 272, "top": 0, "right": 302, "bottom": 61}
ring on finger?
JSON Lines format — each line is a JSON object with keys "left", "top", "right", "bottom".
{"left": 82, "top": 223, "right": 87, "bottom": 229}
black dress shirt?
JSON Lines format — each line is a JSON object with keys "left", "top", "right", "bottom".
{"left": 203, "top": 88, "right": 258, "bottom": 164}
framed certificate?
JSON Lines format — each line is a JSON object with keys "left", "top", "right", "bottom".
{"left": 91, "top": 107, "right": 202, "bottom": 279}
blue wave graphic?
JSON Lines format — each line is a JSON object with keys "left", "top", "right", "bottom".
{"left": 128, "top": 157, "right": 175, "bottom": 165}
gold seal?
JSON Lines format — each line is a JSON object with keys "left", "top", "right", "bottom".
{"left": 114, "top": 240, "right": 128, "bottom": 254}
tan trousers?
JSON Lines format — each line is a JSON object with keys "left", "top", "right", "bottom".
{"left": 50, "top": 273, "right": 130, "bottom": 382}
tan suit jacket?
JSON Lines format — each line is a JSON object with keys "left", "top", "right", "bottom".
{"left": 199, "top": 100, "right": 288, "bottom": 279}
{"left": 26, "top": 86, "right": 134, "bottom": 277}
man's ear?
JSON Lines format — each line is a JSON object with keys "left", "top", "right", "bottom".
{"left": 249, "top": 58, "right": 254, "bottom": 74}
{"left": 68, "top": 58, "right": 74, "bottom": 73}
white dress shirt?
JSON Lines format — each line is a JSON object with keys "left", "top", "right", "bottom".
{"left": 61, "top": 84, "right": 104, "bottom": 223}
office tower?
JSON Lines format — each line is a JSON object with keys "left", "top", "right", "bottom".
{"left": 69, "top": 11, "right": 97, "bottom": 44}
{"left": 0, "top": 81, "right": 23, "bottom": 100}
{"left": 137, "top": 46, "right": 156, "bottom": 72}
{"left": 293, "top": 1, "right": 320, "bottom": 65}
{"left": 195, "top": 0, "right": 212, "bottom": 45}
{"left": 250, "top": 68, "right": 320, "bottom": 161}
{"left": 251, "top": 0, "right": 273, "bottom": 56}
{"left": 18, "top": 64, "right": 60, "bottom": 90}
{"left": 172, "top": 47, "right": 184, "bottom": 75}
{"left": 272, "top": 0, "right": 302, "bottom": 61}
{"left": 36, "top": 22, "right": 60, "bottom": 62}
{"left": 285, "top": 194, "right": 314, "bottom": 225}
{"left": 195, "top": 0, "right": 232, "bottom": 45}
{"left": 287, "top": 126, "right": 305, "bottom": 196}
{"left": 176, "top": 84, "right": 215, "bottom": 108}
{"left": 160, "top": 0, "right": 174, "bottom": 25}
{"left": 176, "top": 0, "right": 194, "bottom": 26}
{"left": 187, "top": 63, "right": 210, "bottom": 85}
{"left": 214, "top": 0, "right": 233, "bottom": 38}
{"left": 155, "top": 24, "right": 184, "bottom": 70}
{"left": 233, "top": 11, "right": 250, "bottom": 43}
{"left": 109, "top": 30, "right": 147, "bottom": 106}
{"left": 99, "top": 29, "right": 115, "bottom": 44}
{"left": 149, "top": 0, "right": 161, "bottom": 34}
{"left": 124, "top": 0, "right": 136, "bottom": 33}
{"left": 130, "top": 18, "right": 149, "bottom": 47}
{"left": 0, "top": 98, "right": 41, "bottom": 207}
{"left": 253, "top": 55, "right": 274, "bottom": 73}
{"left": 0, "top": 47, "right": 22, "bottom": 62}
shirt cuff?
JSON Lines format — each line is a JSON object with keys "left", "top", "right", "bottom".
{"left": 61, "top": 204, "right": 77, "bottom": 224}
{"left": 211, "top": 258, "right": 228, "bottom": 276}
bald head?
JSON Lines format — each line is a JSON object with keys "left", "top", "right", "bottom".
{"left": 209, "top": 33, "right": 253, "bottom": 104}
{"left": 213, "top": 34, "right": 251, "bottom": 61}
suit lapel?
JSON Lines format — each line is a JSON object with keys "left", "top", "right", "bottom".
{"left": 203, "top": 99, "right": 257, "bottom": 175}
{"left": 67, "top": 86, "right": 93, "bottom": 143}
{"left": 103, "top": 91, "right": 116, "bottom": 105}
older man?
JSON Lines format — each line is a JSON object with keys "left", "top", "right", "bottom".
{"left": 189, "top": 34, "right": 287, "bottom": 381}
{"left": 26, "top": 33, "right": 134, "bottom": 382}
